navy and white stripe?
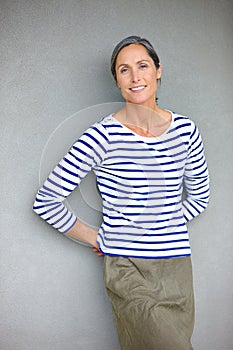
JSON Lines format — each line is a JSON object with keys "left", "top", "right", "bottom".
{"left": 33, "top": 112, "right": 210, "bottom": 258}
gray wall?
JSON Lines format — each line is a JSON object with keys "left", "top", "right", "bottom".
{"left": 1, "top": 0, "right": 233, "bottom": 349}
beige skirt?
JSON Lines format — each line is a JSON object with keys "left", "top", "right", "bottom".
{"left": 104, "top": 255, "right": 195, "bottom": 350}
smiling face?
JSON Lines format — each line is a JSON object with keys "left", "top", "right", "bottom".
{"left": 115, "top": 44, "right": 162, "bottom": 109}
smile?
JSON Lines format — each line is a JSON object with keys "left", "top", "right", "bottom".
{"left": 129, "top": 85, "right": 146, "bottom": 92}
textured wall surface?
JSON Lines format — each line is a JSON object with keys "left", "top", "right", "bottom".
{"left": 1, "top": 0, "right": 233, "bottom": 349}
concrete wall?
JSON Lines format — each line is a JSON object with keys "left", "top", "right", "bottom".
{"left": 1, "top": 0, "right": 232, "bottom": 349}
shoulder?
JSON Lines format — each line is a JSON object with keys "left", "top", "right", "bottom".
{"left": 70, "top": 114, "right": 117, "bottom": 152}
{"left": 169, "top": 112, "right": 204, "bottom": 150}
{"left": 77, "top": 115, "right": 113, "bottom": 141}
{"left": 172, "top": 111, "right": 193, "bottom": 124}
{"left": 171, "top": 111, "right": 197, "bottom": 134}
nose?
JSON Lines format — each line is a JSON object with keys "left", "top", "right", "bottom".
{"left": 131, "top": 68, "right": 140, "bottom": 83}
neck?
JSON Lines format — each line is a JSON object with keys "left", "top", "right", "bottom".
{"left": 113, "top": 102, "right": 172, "bottom": 138}
{"left": 124, "top": 102, "right": 163, "bottom": 130}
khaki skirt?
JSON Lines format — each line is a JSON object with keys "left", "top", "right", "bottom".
{"left": 104, "top": 255, "right": 195, "bottom": 350}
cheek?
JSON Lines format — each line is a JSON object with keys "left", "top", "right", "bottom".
{"left": 148, "top": 70, "right": 158, "bottom": 81}
{"left": 116, "top": 75, "right": 128, "bottom": 89}
{"left": 145, "top": 73, "right": 157, "bottom": 90}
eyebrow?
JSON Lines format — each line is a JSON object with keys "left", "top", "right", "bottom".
{"left": 117, "top": 59, "right": 151, "bottom": 70}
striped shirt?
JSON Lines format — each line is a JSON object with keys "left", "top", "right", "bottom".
{"left": 33, "top": 112, "right": 210, "bottom": 258}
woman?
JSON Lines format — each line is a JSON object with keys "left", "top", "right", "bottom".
{"left": 33, "top": 35, "right": 210, "bottom": 349}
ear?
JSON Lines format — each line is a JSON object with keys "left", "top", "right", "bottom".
{"left": 156, "top": 64, "right": 162, "bottom": 80}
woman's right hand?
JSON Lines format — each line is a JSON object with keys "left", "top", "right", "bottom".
{"left": 66, "top": 220, "right": 103, "bottom": 256}
{"left": 92, "top": 247, "right": 104, "bottom": 257}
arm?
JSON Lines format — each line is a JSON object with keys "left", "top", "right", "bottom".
{"left": 182, "top": 122, "right": 210, "bottom": 222}
{"left": 33, "top": 124, "right": 108, "bottom": 252}
{"left": 65, "top": 219, "right": 103, "bottom": 256}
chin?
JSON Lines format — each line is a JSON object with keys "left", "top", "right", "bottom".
{"left": 124, "top": 93, "right": 156, "bottom": 107}
{"left": 126, "top": 98, "right": 154, "bottom": 107}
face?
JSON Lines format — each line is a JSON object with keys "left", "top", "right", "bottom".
{"left": 115, "top": 44, "right": 162, "bottom": 108}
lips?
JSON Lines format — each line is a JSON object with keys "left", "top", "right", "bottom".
{"left": 129, "top": 85, "right": 146, "bottom": 92}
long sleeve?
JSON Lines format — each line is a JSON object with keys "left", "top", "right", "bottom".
{"left": 182, "top": 122, "right": 210, "bottom": 222}
{"left": 33, "top": 123, "right": 109, "bottom": 233}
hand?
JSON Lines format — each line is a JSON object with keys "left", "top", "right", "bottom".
{"left": 66, "top": 220, "right": 99, "bottom": 247}
{"left": 92, "top": 247, "right": 104, "bottom": 257}
{"left": 66, "top": 220, "right": 104, "bottom": 256}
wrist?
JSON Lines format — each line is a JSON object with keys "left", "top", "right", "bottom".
{"left": 66, "top": 219, "right": 98, "bottom": 247}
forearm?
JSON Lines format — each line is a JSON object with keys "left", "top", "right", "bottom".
{"left": 182, "top": 169, "right": 210, "bottom": 222}
{"left": 65, "top": 219, "right": 99, "bottom": 248}
{"left": 182, "top": 193, "right": 209, "bottom": 222}
{"left": 182, "top": 122, "right": 210, "bottom": 222}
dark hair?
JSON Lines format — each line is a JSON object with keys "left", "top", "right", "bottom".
{"left": 110, "top": 35, "right": 161, "bottom": 83}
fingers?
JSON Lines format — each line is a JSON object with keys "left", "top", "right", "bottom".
{"left": 92, "top": 247, "right": 104, "bottom": 256}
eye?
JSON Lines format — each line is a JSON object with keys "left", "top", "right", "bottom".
{"left": 139, "top": 63, "right": 148, "bottom": 69}
{"left": 120, "top": 67, "right": 129, "bottom": 74}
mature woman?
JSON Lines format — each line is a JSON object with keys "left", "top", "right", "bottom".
{"left": 33, "top": 35, "right": 210, "bottom": 350}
